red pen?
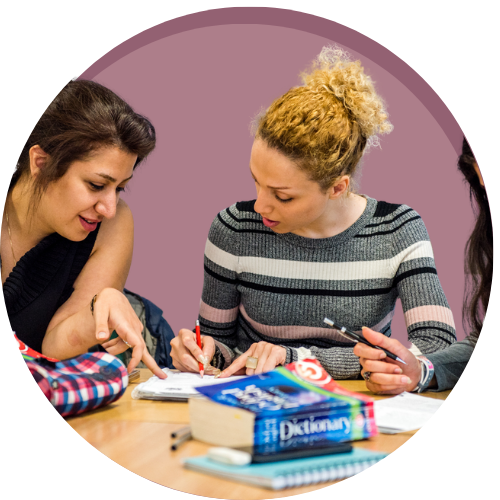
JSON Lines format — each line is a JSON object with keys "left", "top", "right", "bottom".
{"left": 195, "top": 320, "right": 204, "bottom": 378}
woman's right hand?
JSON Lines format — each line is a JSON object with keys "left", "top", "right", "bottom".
{"left": 92, "top": 288, "right": 167, "bottom": 379}
{"left": 170, "top": 328, "right": 215, "bottom": 373}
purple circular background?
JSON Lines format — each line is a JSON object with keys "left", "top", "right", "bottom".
{"left": 80, "top": 8, "right": 471, "bottom": 344}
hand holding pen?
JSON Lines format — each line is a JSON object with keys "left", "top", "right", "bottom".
{"left": 195, "top": 320, "right": 205, "bottom": 378}
{"left": 170, "top": 324, "right": 218, "bottom": 375}
{"left": 323, "top": 318, "right": 406, "bottom": 364}
{"left": 323, "top": 318, "right": 421, "bottom": 395}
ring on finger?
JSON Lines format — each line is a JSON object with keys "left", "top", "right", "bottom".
{"left": 362, "top": 371, "right": 372, "bottom": 382}
{"left": 123, "top": 340, "right": 132, "bottom": 349}
{"left": 245, "top": 356, "right": 258, "bottom": 369}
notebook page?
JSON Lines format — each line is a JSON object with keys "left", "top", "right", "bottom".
{"left": 374, "top": 391, "right": 444, "bottom": 433}
{"left": 132, "top": 369, "right": 245, "bottom": 399}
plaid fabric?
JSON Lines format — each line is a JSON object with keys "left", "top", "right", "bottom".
{"left": 16, "top": 334, "right": 129, "bottom": 417}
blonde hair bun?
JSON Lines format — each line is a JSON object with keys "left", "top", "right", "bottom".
{"left": 301, "top": 45, "right": 393, "bottom": 144}
{"left": 255, "top": 45, "right": 393, "bottom": 189}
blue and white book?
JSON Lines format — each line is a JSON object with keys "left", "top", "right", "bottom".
{"left": 189, "top": 368, "right": 377, "bottom": 450}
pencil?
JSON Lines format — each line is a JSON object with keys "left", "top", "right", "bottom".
{"left": 171, "top": 426, "right": 191, "bottom": 439}
{"left": 323, "top": 317, "right": 407, "bottom": 365}
{"left": 195, "top": 320, "right": 204, "bottom": 378}
{"left": 171, "top": 431, "right": 192, "bottom": 451}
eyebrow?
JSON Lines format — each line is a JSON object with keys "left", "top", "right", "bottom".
{"left": 249, "top": 167, "right": 291, "bottom": 190}
{"left": 97, "top": 173, "right": 133, "bottom": 183}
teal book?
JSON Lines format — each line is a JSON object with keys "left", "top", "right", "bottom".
{"left": 183, "top": 448, "right": 387, "bottom": 490}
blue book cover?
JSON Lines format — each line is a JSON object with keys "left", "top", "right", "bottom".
{"left": 194, "top": 367, "right": 377, "bottom": 449}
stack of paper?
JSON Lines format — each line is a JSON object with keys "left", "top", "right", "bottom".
{"left": 374, "top": 392, "right": 444, "bottom": 433}
{"left": 131, "top": 369, "right": 245, "bottom": 401}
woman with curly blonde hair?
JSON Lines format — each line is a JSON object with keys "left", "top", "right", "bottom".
{"left": 171, "top": 46, "right": 456, "bottom": 379}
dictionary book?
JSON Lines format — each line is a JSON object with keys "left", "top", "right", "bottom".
{"left": 189, "top": 365, "right": 377, "bottom": 451}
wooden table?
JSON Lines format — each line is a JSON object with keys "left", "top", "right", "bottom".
{"left": 67, "top": 369, "right": 450, "bottom": 499}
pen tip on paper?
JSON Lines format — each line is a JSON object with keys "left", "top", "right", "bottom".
{"left": 200, "top": 370, "right": 204, "bottom": 378}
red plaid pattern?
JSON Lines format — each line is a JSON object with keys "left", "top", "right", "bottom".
{"left": 23, "top": 346, "right": 128, "bottom": 417}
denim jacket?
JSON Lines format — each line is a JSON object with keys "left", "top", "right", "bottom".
{"left": 124, "top": 289, "right": 175, "bottom": 369}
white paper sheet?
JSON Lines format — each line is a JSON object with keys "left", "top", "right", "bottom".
{"left": 131, "top": 368, "right": 245, "bottom": 400}
{"left": 374, "top": 392, "right": 444, "bottom": 433}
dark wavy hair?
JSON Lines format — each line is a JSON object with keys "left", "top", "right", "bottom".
{"left": 460, "top": 137, "right": 493, "bottom": 342}
{"left": 12, "top": 79, "right": 156, "bottom": 207}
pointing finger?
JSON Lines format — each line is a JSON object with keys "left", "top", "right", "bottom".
{"left": 140, "top": 350, "right": 167, "bottom": 379}
{"left": 93, "top": 297, "right": 111, "bottom": 341}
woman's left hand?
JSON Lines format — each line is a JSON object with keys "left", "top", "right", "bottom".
{"left": 354, "top": 327, "right": 421, "bottom": 394}
{"left": 218, "top": 341, "right": 287, "bottom": 378}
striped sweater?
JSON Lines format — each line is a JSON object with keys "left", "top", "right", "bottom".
{"left": 199, "top": 197, "right": 456, "bottom": 379}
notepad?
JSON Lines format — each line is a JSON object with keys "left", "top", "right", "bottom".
{"left": 131, "top": 369, "right": 245, "bottom": 401}
{"left": 374, "top": 392, "right": 444, "bottom": 433}
{"left": 184, "top": 448, "right": 387, "bottom": 489}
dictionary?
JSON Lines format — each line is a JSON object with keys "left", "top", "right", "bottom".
{"left": 189, "top": 366, "right": 377, "bottom": 451}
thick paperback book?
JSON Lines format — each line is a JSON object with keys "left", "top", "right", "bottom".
{"left": 190, "top": 364, "right": 377, "bottom": 450}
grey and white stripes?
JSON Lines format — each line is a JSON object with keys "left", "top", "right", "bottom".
{"left": 199, "top": 197, "right": 456, "bottom": 379}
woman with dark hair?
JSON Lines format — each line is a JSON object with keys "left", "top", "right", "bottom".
{"left": 354, "top": 138, "right": 492, "bottom": 392}
{"left": 2, "top": 79, "right": 166, "bottom": 378}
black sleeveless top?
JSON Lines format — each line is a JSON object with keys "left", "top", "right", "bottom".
{"left": 3, "top": 226, "right": 100, "bottom": 353}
